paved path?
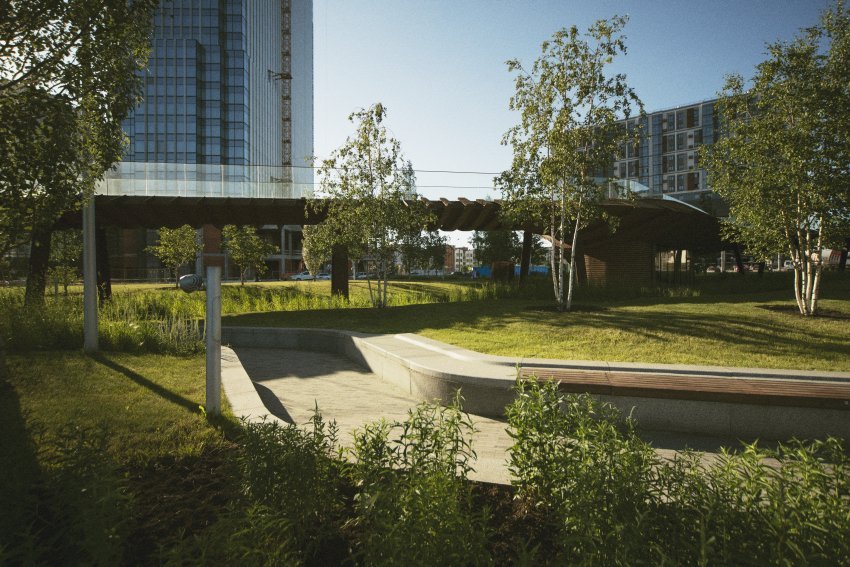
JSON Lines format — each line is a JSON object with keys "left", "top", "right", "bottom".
{"left": 227, "top": 346, "right": 514, "bottom": 484}
{"left": 222, "top": 345, "right": 752, "bottom": 485}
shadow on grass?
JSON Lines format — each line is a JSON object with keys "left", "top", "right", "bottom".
{"left": 91, "top": 354, "right": 201, "bottom": 414}
{"left": 0, "top": 374, "right": 45, "bottom": 556}
{"left": 224, "top": 293, "right": 850, "bottom": 369}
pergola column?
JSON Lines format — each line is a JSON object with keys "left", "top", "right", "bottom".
{"left": 83, "top": 196, "right": 98, "bottom": 352}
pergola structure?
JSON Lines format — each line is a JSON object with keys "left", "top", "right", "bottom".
{"left": 62, "top": 193, "right": 720, "bottom": 351}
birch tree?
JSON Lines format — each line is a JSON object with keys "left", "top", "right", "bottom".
{"left": 704, "top": 2, "right": 850, "bottom": 316}
{"left": 499, "top": 16, "right": 642, "bottom": 311}
{"left": 308, "top": 104, "right": 432, "bottom": 308}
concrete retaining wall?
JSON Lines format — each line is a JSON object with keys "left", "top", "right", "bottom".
{"left": 221, "top": 327, "right": 850, "bottom": 441}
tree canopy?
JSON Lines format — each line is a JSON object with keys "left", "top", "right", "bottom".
{"left": 0, "top": 0, "right": 157, "bottom": 302}
{"left": 499, "top": 16, "right": 642, "bottom": 311}
{"left": 146, "top": 225, "right": 202, "bottom": 286}
{"left": 704, "top": 2, "right": 850, "bottom": 316}
{"left": 400, "top": 231, "right": 447, "bottom": 275}
{"left": 308, "top": 104, "right": 432, "bottom": 307}
{"left": 222, "top": 225, "right": 277, "bottom": 285}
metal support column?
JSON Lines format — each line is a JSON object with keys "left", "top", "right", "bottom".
{"left": 205, "top": 266, "right": 221, "bottom": 416}
{"left": 83, "top": 197, "right": 98, "bottom": 352}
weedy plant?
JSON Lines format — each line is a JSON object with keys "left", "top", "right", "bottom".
{"left": 235, "top": 411, "right": 350, "bottom": 564}
{"left": 506, "top": 377, "right": 850, "bottom": 565}
{"left": 349, "top": 397, "right": 492, "bottom": 566}
{"left": 3, "top": 423, "right": 131, "bottom": 566}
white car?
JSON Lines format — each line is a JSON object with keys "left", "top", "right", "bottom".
{"left": 290, "top": 271, "right": 315, "bottom": 281}
{"left": 316, "top": 272, "right": 331, "bottom": 280}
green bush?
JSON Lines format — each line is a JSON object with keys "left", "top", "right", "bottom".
{"left": 236, "top": 412, "right": 349, "bottom": 564}
{"left": 507, "top": 378, "right": 657, "bottom": 564}
{"left": 506, "top": 377, "right": 850, "bottom": 565}
{"left": 348, "top": 399, "right": 492, "bottom": 566}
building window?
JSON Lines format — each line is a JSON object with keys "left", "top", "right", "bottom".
{"left": 676, "top": 153, "right": 687, "bottom": 171}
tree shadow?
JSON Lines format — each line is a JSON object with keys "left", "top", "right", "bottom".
{"left": 91, "top": 354, "right": 200, "bottom": 414}
{"left": 0, "top": 374, "right": 44, "bottom": 553}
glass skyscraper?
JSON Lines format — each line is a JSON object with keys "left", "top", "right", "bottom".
{"left": 122, "top": 0, "right": 313, "bottom": 184}
{"left": 105, "top": 0, "right": 313, "bottom": 281}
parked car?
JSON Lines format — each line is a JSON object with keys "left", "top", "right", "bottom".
{"left": 316, "top": 272, "right": 331, "bottom": 280}
{"left": 290, "top": 271, "right": 314, "bottom": 281}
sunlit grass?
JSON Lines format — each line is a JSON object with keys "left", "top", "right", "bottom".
{"left": 225, "top": 273, "right": 850, "bottom": 371}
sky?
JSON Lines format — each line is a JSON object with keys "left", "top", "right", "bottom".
{"left": 312, "top": 0, "right": 832, "bottom": 244}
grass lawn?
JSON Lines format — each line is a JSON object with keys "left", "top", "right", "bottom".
{"left": 0, "top": 351, "right": 241, "bottom": 564}
{"left": 224, "top": 273, "right": 850, "bottom": 371}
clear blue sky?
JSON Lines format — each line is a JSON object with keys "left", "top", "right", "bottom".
{"left": 313, "top": 0, "right": 832, "bottom": 243}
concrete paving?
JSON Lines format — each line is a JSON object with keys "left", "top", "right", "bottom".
{"left": 220, "top": 328, "right": 850, "bottom": 484}
{"left": 221, "top": 344, "right": 765, "bottom": 485}
{"left": 226, "top": 346, "right": 513, "bottom": 484}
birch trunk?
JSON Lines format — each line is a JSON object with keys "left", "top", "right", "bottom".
{"left": 566, "top": 194, "right": 582, "bottom": 312}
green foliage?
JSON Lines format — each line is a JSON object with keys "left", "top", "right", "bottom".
{"left": 472, "top": 229, "right": 521, "bottom": 266}
{"left": 500, "top": 16, "right": 643, "bottom": 311}
{"left": 236, "top": 412, "right": 348, "bottom": 563}
{"left": 309, "top": 103, "right": 434, "bottom": 307}
{"left": 2, "top": 422, "right": 131, "bottom": 565}
{"left": 165, "top": 504, "right": 300, "bottom": 566}
{"left": 0, "top": 0, "right": 157, "bottom": 255}
{"left": 47, "top": 229, "right": 82, "bottom": 295}
{"left": 301, "top": 224, "right": 329, "bottom": 275}
{"left": 221, "top": 224, "right": 277, "bottom": 284}
{"left": 146, "top": 225, "right": 203, "bottom": 286}
{"left": 400, "top": 230, "right": 447, "bottom": 275}
{"left": 349, "top": 399, "right": 491, "bottom": 566}
{"left": 704, "top": 2, "right": 850, "bottom": 316}
{"left": 507, "top": 379, "right": 656, "bottom": 564}
{"left": 506, "top": 379, "right": 850, "bottom": 564}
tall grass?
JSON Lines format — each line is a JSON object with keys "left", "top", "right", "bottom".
{"left": 507, "top": 377, "right": 850, "bottom": 564}
{"left": 0, "top": 281, "right": 531, "bottom": 355}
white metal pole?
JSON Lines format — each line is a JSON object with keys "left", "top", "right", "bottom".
{"left": 83, "top": 196, "right": 98, "bottom": 352}
{"left": 205, "top": 265, "right": 222, "bottom": 415}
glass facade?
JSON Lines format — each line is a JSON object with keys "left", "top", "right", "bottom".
{"left": 612, "top": 99, "right": 718, "bottom": 207}
{"left": 116, "top": 0, "right": 314, "bottom": 198}
{"left": 122, "top": 0, "right": 313, "bottom": 169}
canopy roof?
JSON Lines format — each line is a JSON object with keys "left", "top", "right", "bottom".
{"left": 58, "top": 194, "right": 721, "bottom": 250}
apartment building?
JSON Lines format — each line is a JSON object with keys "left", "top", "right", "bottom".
{"left": 613, "top": 98, "right": 724, "bottom": 213}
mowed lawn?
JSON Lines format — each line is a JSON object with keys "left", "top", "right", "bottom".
{"left": 224, "top": 276, "right": 850, "bottom": 372}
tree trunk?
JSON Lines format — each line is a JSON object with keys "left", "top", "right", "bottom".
{"left": 732, "top": 245, "right": 746, "bottom": 276}
{"left": 757, "top": 261, "right": 765, "bottom": 277}
{"left": 673, "top": 249, "right": 682, "bottom": 285}
{"left": 839, "top": 238, "right": 849, "bottom": 271}
{"left": 565, "top": 196, "right": 582, "bottom": 312}
{"left": 331, "top": 244, "right": 349, "bottom": 300}
{"left": 24, "top": 224, "right": 52, "bottom": 306}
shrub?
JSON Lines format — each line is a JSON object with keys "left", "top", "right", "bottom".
{"left": 506, "top": 378, "right": 657, "bottom": 564}
{"left": 349, "top": 399, "right": 492, "bottom": 566}
{"left": 506, "top": 377, "right": 850, "bottom": 564}
{"left": 236, "top": 411, "right": 349, "bottom": 563}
